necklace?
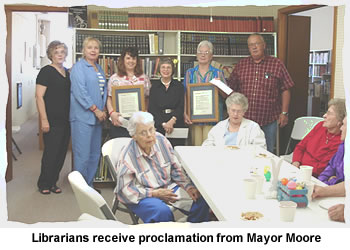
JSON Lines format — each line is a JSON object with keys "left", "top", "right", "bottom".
{"left": 325, "top": 131, "right": 336, "bottom": 144}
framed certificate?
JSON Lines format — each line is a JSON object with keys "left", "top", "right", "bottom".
{"left": 187, "top": 83, "right": 219, "bottom": 123}
{"left": 111, "top": 84, "right": 145, "bottom": 118}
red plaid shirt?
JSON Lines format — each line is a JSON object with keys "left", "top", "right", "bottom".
{"left": 227, "top": 55, "right": 294, "bottom": 126}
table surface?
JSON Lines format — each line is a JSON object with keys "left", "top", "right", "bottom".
{"left": 174, "top": 145, "right": 346, "bottom": 227}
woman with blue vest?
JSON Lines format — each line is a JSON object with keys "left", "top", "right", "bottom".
{"left": 70, "top": 37, "right": 107, "bottom": 187}
{"left": 183, "top": 40, "right": 227, "bottom": 146}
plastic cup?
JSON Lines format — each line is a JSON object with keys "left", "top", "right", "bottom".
{"left": 300, "top": 165, "right": 313, "bottom": 181}
{"left": 243, "top": 178, "right": 257, "bottom": 199}
{"left": 279, "top": 201, "right": 297, "bottom": 222}
{"left": 251, "top": 174, "right": 264, "bottom": 194}
{"left": 304, "top": 181, "right": 315, "bottom": 202}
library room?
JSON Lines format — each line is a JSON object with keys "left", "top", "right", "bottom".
{"left": 1, "top": 2, "right": 348, "bottom": 231}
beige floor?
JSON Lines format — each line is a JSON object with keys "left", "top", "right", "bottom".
{"left": 6, "top": 114, "right": 134, "bottom": 224}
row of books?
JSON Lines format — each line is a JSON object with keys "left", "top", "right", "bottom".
{"left": 180, "top": 33, "right": 275, "bottom": 55}
{"left": 309, "top": 52, "right": 330, "bottom": 64}
{"left": 96, "top": 10, "right": 128, "bottom": 30}
{"left": 309, "top": 65, "right": 329, "bottom": 77}
{"left": 76, "top": 33, "right": 150, "bottom": 54}
{"left": 128, "top": 14, "right": 274, "bottom": 32}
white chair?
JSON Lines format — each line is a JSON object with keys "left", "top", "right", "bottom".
{"left": 102, "top": 137, "right": 188, "bottom": 223}
{"left": 68, "top": 171, "right": 116, "bottom": 220}
{"left": 101, "top": 137, "right": 140, "bottom": 224}
{"left": 281, "top": 116, "right": 323, "bottom": 163}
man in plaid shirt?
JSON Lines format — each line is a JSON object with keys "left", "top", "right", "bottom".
{"left": 227, "top": 33, "right": 294, "bottom": 153}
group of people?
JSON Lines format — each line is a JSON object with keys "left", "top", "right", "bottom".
{"left": 35, "top": 33, "right": 347, "bottom": 223}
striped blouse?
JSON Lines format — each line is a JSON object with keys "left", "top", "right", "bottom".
{"left": 115, "top": 132, "right": 194, "bottom": 204}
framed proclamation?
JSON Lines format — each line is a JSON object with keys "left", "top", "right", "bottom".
{"left": 111, "top": 84, "right": 145, "bottom": 118}
{"left": 187, "top": 83, "right": 219, "bottom": 123}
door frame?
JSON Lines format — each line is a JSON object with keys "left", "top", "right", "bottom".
{"left": 4, "top": 5, "right": 68, "bottom": 182}
{"left": 277, "top": 4, "right": 337, "bottom": 98}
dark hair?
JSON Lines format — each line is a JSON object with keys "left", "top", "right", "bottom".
{"left": 158, "top": 57, "right": 175, "bottom": 76}
{"left": 117, "top": 47, "right": 143, "bottom": 77}
{"left": 46, "top": 40, "right": 68, "bottom": 61}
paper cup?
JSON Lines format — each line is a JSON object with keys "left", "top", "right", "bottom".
{"left": 251, "top": 174, "right": 264, "bottom": 194}
{"left": 244, "top": 178, "right": 257, "bottom": 199}
{"left": 304, "top": 181, "right": 315, "bottom": 202}
{"left": 300, "top": 165, "right": 313, "bottom": 181}
{"left": 280, "top": 201, "right": 297, "bottom": 222}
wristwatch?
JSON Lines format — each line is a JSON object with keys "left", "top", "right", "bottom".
{"left": 281, "top": 112, "right": 288, "bottom": 116}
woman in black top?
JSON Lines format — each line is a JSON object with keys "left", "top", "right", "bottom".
{"left": 148, "top": 58, "right": 186, "bottom": 147}
{"left": 35, "top": 41, "right": 71, "bottom": 195}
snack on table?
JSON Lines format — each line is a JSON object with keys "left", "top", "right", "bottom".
{"left": 257, "top": 153, "right": 267, "bottom": 158}
{"left": 241, "top": 211, "right": 264, "bottom": 221}
{"left": 227, "top": 145, "right": 240, "bottom": 150}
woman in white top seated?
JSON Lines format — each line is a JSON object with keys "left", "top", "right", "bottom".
{"left": 202, "top": 92, "right": 266, "bottom": 148}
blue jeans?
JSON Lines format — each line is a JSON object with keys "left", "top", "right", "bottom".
{"left": 261, "top": 120, "right": 277, "bottom": 153}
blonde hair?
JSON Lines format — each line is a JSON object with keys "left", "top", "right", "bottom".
{"left": 82, "top": 37, "right": 102, "bottom": 58}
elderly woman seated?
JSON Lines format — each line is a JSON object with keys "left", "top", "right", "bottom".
{"left": 202, "top": 92, "right": 266, "bottom": 147}
{"left": 115, "top": 111, "right": 209, "bottom": 223}
{"left": 318, "top": 116, "right": 347, "bottom": 185}
{"left": 292, "top": 99, "right": 346, "bottom": 177}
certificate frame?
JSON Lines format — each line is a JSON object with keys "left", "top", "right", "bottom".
{"left": 111, "top": 84, "right": 145, "bottom": 118}
{"left": 187, "top": 83, "right": 219, "bottom": 123}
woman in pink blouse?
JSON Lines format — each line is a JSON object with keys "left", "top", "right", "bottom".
{"left": 106, "top": 47, "right": 151, "bottom": 138}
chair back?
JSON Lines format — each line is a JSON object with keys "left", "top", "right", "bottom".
{"left": 101, "top": 137, "right": 132, "bottom": 168}
{"left": 68, "top": 171, "right": 116, "bottom": 220}
{"left": 290, "top": 116, "right": 323, "bottom": 140}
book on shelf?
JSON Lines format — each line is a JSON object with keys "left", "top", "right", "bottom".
{"left": 68, "top": 6, "right": 88, "bottom": 28}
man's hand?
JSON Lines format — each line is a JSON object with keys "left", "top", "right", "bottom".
{"left": 328, "top": 204, "right": 345, "bottom": 222}
{"left": 186, "top": 187, "right": 200, "bottom": 202}
{"left": 278, "top": 113, "right": 288, "bottom": 127}
{"left": 152, "top": 188, "right": 178, "bottom": 203}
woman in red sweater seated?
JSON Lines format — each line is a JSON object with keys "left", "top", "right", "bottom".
{"left": 292, "top": 98, "right": 346, "bottom": 177}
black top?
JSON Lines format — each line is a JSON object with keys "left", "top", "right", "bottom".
{"left": 148, "top": 79, "right": 185, "bottom": 133}
{"left": 36, "top": 65, "right": 71, "bottom": 126}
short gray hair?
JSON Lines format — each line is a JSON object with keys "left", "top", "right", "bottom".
{"left": 127, "top": 112, "right": 155, "bottom": 136}
{"left": 197, "top": 40, "right": 214, "bottom": 54}
{"left": 328, "top": 98, "right": 346, "bottom": 122}
{"left": 46, "top": 40, "right": 68, "bottom": 61}
{"left": 247, "top": 33, "right": 265, "bottom": 44}
{"left": 226, "top": 92, "right": 249, "bottom": 112}
{"left": 158, "top": 57, "right": 175, "bottom": 76}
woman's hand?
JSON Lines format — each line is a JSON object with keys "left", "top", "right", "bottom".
{"left": 152, "top": 188, "right": 178, "bottom": 203}
{"left": 94, "top": 109, "right": 106, "bottom": 122}
{"left": 110, "top": 112, "right": 122, "bottom": 126}
{"left": 328, "top": 204, "right": 345, "bottom": 222}
{"left": 162, "top": 119, "right": 175, "bottom": 134}
{"left": 41, "top": 119, "right": 50, "bottom": 133}
{"left": 184, "top": 113, "right": 192, "bottom": 125}
{"left": 186, "top": 187, "right": 200, "bottom": 202}
{"left": 312, "top": 185, "right": 324, "bottom": 199}
{"left": 292, "top": 161, "right": 300, "bottom": 168}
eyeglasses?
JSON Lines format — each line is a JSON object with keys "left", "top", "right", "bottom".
{"left": 137, "top": 127, "right": 156, "bottom": 137}
{"left": 197, "top": 51, "right": 211, "bottom": 56}
{"left": 248, "top": 42, "right": 263, "bottom": 48}
{"left": 229, "top": 109, "right": 244, "bottom": 115}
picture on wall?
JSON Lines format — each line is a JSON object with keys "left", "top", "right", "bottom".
{"left": 17, "top": 82, "right": 22, "bottom": 109}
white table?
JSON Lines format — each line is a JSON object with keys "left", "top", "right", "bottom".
{"left": 174, "top": 145, "right": 345, "bottom": 227}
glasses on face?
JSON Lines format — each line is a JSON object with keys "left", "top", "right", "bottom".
{"left": 229, "top": 109, "right": 244, "bottom": 115}
{"left": 248, "top": 42, "right": 263, "bottom": 48}
{"left": 197, "top": 51, "right": 210, "bottom": 56}
{"left": 137, "top": 127, "right": 156, "bottom": 137}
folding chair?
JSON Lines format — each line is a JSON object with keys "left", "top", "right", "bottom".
{"left": 101, "top": 137, "right": 140, "bottom": 224}
{"left": 281, "top": 116, "right": 323, "bottom": 163}
{"left": 68, "top": 171, "right": 116, "bottom": 220}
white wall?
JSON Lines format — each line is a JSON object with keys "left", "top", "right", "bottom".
{"left": 294, "top": 6, "right": 334, "bottom": 51}
{"left": 333, "top": 6, "right": 345, "bottom": 99}
{"left": 11, "top": 12, "right": 72, "bottom": 127}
